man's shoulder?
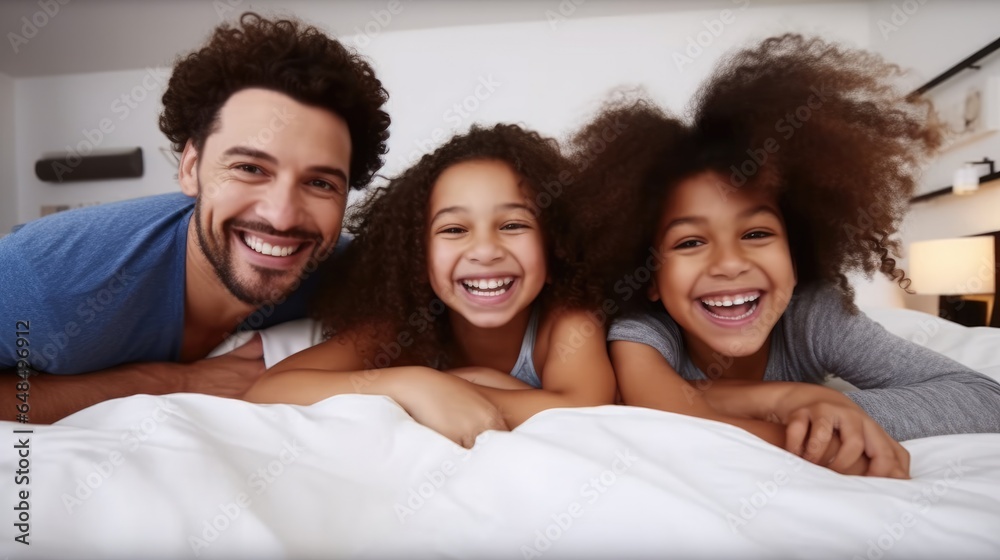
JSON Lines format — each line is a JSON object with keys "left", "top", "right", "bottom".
{"left": 3, "top": 192, "right": 194, "bottom": 268}
{"left": 0, "top": 193, "right": 193, "bottom": 373}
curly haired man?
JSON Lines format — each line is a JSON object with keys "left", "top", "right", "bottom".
{"left": 1, "top": 12, "right": 391, "bottom": 422}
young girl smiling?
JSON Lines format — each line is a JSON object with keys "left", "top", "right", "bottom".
{"left": 583, "top": 34, "right": 1000, "bottom": 478}
{"left": 245, "top": 124, "right": 617, "bottom": 447}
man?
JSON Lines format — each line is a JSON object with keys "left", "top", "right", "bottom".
{"left": 0, "top": 12, "right": 391, "bottom": 423}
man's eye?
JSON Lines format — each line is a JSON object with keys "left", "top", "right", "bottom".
{"left": 236, "top": 164, "right": 262, "bottom": 174}
{"left": 309, "top": 179, "right": 343, "bottom": 193}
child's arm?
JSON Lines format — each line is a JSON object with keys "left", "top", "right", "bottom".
{"left": 468, "top": 310, "right": 618, "bottom": 428}
{"left": 793, "top": 286, "right": 1000, "bottom": 440}
{"left": 611, "top": 340, "right": 789, "bottom": 447}
{"left": 700, "top": 380, "right": 909, "bottom": 478}
{"left": 244, "top": 335, "right": 507, "bottom": 448}
{"left": 612, "top": 341, "right": 904, "bottom": 476}
{"left": 447, "top": 367, "right": 536, "bottom": 390}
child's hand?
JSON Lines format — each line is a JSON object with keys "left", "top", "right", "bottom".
{"left": 783, "top": 400, "right": 910, "bottom": 479}
{"left": 447, "top": 367, "right": 535, "bottom": 390}
{"left": 393, "top": 369, "right": 509, "bottom": 448}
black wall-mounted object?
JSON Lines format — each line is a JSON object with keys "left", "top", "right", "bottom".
{"left": 35, "top": 147, "right": 144, "bottom": 183}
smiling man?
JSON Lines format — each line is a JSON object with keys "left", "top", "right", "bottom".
{"left": 0, "top": 13, "right": 390, "bottom": 423}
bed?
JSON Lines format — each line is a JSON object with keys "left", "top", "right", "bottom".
{"left": 4, "top": 306, "right": 1000, "bottom": 560}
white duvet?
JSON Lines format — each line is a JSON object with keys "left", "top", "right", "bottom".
{"left": 3, "top": 309, "right": 1000, "bottom": 559}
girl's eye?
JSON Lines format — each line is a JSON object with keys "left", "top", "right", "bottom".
{"left": 743, "top": 231, "right": 773, "bottom": 240}
{"left": 673, "top": 239, "right": 704, "bottom": 250}
{"left": 500, "top": 222, "right": 529, "bottom": 231}
{"left": 440, "top": 227, "right": 466, "bottom": 235}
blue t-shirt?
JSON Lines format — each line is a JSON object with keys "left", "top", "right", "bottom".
{"left": 0, "top": 192, "right": 327, "bottom": 374}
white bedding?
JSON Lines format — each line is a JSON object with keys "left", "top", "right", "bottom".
{"left": 4, "top": 309, "right": 1000, "bottom": 559}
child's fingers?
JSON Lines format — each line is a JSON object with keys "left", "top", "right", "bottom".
{"left": 802, "top": 415, "right": 835, "bottom": 464}
{"left": 826, "top": 413, "right": 864, "bottom": 472}
{"left": 862, "top": 422, "right": 908, "bottom": 479}
{"left": 897, "top": 444, "right": 911, "bottom": 475}
{"left": 783, "top": 411, "right": 810, "bottom": 456}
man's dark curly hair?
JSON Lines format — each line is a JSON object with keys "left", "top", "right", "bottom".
{"left": 314, "top": 123, "right": 605, "bottom": 367}
{"left": 159, "top": 12, "right": 390, "bottom": 189}
{"left": 574, "top": 34, "right": 944, "bottom": 312}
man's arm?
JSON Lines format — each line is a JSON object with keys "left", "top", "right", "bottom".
{"left": 1, "top": 336, "right": 265, "bottom": 424}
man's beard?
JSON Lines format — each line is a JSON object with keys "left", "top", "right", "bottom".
{"left": 192, "top": 193, "right": 321, "bottom": 307}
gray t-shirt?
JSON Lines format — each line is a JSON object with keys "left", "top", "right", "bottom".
{"left": 607, "top": 283, "right": 1000, "bottom": 441}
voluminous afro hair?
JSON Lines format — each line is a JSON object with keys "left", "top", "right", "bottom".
{"left": 314, "top": 124, "right": 603, "bottom": 367}
{"left": 159, "top": 12, "right": 390, "bottom": 189}
{"left": 576, "top": 34, "right": 944, "bottom": 311}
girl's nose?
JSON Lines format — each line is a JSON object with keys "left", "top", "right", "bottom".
{"left": 467, "top": 232, "right": 504, "bottom": 263}
{"left": 708, "top": 242, "right": 751, "bottom": 278}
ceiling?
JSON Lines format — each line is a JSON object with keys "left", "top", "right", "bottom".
{"left": 0, "top": 0, "right": 858, "bottom": 78}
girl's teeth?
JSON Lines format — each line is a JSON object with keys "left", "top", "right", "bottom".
{"left": 705, "top": 301, "right": 758, "bottom": 320}
{"left": 701, "top": 293, "right": 759, "bottom": 307}
{"left": 463, "top": 277, "right": 513, "bottom": 290}
{"left": 461, "top": 277, "right": 514, "bottom": 296}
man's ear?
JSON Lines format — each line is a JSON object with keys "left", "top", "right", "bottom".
{"left": 178, "top": 139, "right": 200, "bottom": 197}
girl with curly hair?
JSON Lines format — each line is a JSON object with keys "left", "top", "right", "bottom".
{"left": 246, "top": 124, "right": 617, "bottom": 447}
{"left": 588, "top": 34, "right": 1000, "bottom": 478}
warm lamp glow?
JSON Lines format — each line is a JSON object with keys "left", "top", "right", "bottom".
{"left": 909, "top": 236, "right": 996, "bottom": 295}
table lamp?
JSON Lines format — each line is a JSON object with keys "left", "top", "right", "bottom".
{"left": 909, "top": 236, "right": 996, "bottom": 327}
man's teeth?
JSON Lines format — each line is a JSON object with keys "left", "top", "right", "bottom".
{"left": 242, "top": 233, "right": 301, "bottom": 257}
{"left": 462, "top": 277, "right": 514, "bottom": 296}
{"left": 699, "top": 292, "right": 760, "bottom": 307}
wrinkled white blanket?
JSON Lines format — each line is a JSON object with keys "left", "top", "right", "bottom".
{"left": 3, "top": 309, "right": 999, "bottom": 559}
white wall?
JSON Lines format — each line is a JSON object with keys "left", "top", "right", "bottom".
{"left": 15, "top": 67, "right": 175, "bottom": 222}
{"left": 12, "top": 1, "right": 871, "bottom": 222}
{"left": 865, "top": 0, "right": 1000, "bottom": 313}
{"left": 0, "top": 72, "right": 15, "bottom": 235}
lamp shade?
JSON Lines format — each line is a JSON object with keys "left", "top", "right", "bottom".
{"left": 909, "top": 236, "right": 996, "bottom": 295}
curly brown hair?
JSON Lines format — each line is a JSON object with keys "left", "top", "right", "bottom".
{"left": 576, "top": 34, "right": 944, "bottom": 312}
{"left": 314, "top": 123, "right": 606, "bottom": 367}
{"left": 159, "top": 11, "right": 390, "bottom": 189}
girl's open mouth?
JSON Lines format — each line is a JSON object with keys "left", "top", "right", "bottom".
{"left": 697, "top": 291, "right": 763, "bottom": 327}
